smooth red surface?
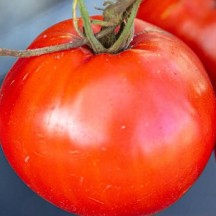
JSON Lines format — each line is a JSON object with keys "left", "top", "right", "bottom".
{"left": 0, "top": 17, "right": 216, "bottom": 216}
{"left": 137, "top": 0, "right": 216, "bottom": 89}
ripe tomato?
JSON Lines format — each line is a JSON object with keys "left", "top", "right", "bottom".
{"left": 137, "top": 0, "right": 216, "bottom": 88}
{"left": 0, "top": 16, "right": 215, "bottom": 216}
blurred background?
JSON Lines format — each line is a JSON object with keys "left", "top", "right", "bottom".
{"left": 0, "top": 1, "right": 216, "bottom": 216}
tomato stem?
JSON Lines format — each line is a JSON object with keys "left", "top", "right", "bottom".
{"left": 107, "top": 0, "right": 141, "bottom": 53}
{"left": 0, "top": 28, "right": 110, "bottom": 57}
{"left": 77, "top": 0, "right": 106, "bottom": 53}
{"left": 75, "top": 0, "right": 142, "bottom": 54}
{"left": 0, "top": 0, "right": 142, "bottom": 57}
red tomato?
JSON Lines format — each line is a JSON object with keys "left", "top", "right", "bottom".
{"left": 137, "top": 0, "right": 216, "bottom": 89}
{"left": 0, "top": 16, "right": 215, "bottom": 216}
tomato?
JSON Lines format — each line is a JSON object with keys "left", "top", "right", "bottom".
{"left": 137, "top": 0, "right": 216, "bottom": 89}
{"left": 0, "top": 16, "right": 215, "bottom": 216}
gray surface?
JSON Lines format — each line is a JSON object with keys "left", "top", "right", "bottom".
{"left": 0, "top": 1, "right": 216, "bottom": 216}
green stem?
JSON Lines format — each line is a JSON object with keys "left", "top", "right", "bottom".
{"left": 108, "top": 0, "right": 142, "bottom": 53}
{"left": 0, "top": 0, "right": 142, "bottom": 57}
{"left": 78, "top": 0, "right": 106, "bottom": 53}
{"left": 76, "top": 0, "right": 142, "bottom": 54}
{"left": 0, "top": 28, "right": 114, "bottom": 58}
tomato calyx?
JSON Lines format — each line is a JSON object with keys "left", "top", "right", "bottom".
{"left": 75, "top": 0, "right": 142, "bottom": 54}
{"left": 0, "top": 0, "right": 142, "bottom": 57}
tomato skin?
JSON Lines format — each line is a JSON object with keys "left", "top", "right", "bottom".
{"left": 0, "top": 17, "right": 216, "bottom": 216}
{"left": 137, "top": 0, "right": 216, "bottom": 89}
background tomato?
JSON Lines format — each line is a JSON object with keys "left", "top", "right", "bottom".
{"left": 137, "top": 0, "right": 216, "bottom": 89}
{"left": 2, "top": 3, "right": 213, "bottom": 215}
